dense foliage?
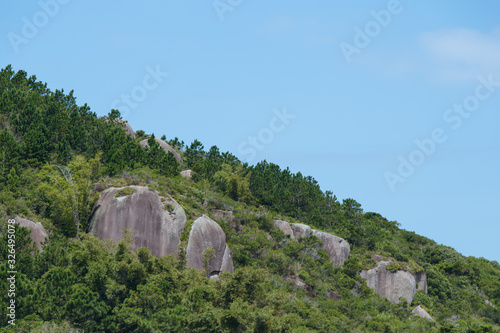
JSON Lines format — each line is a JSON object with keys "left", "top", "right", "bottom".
{"left": 0, "top": 66, "right": 499, "bottom": 332}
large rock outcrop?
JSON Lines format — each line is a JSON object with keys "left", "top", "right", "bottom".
{"left": 359, "top": 259, "right": 427, "bottom": 303}
{"left": 411, "top": 305, "right": 434, "bottom": 321}
{"left": 186, "top": 215, "right": 234, "bottom": 276}
{"left": 311, "top": 230, "right": 351, "bottom": 266}
{"left": 14, "top": 216, "right": 48, "bottom": 252}
{"left": 180, "top": 170, "right": 192, "bottom": 179}
{"left": 274, "top": 220, "right": 294, "bottom": 238}
{"left": 274, "top": 220, "right": 350, "bottom": 266}
{"left": 89, "top": 186, "right": 186, "bottom": 257}
{"left": 140, "top": 138, "right": 181, "bottom": 163}
{"left": 105, "top": 119, "right": 136, "bottom": 139}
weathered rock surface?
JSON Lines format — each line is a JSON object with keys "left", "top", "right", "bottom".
{"left": 106, "top": 119, "right": 136, "bottom": 139}
{"left": 283, "top": 276, "right": 316, "bottom": 297}
{"left": 220, "top": 245, "right": 234, "bottom": 273}
{"left": 274, "top": 220, "right": 294, "bottom": 238}
{"left": 359, "top": 260, "right": 427, "bottom": 303}
{"left": 274, "top": 220, "right": 350, "bottom": 266}
{"left": 212, "top": 210, "right": 235, "bottom": 221}
{"left": 311, "top": 230, "right": 350, "bottom": 266}
{"left": 14, "top": 216, "right": 48, "bottom": 252}
{"left": 89, "top": 186, "right": 186, "bottom": 257}
{"left": 117, "top": 119, "right": 135, "bottom": 139}
{"left": 180, "top": 170, "right": 192, "bottom": 178}
{"left": 412, "top": 305, "right": 434, "bottom": 321}
{"left": 485, "top": 300, "right": 495, "bottom": 307}
{"left": 140, "top": 138, "right": 181, "bottom": 163}
{"left": 291, "top": 223, "right": 312, "bottom": 239}
{"left": 415, "top": 271, "right": 428, "bottom": 293}
{"left": 186, "top": 215, "right": 234, "bottom": 276}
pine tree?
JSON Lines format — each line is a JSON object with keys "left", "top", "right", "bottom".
{"left": 22, "top": 122, "right": 50, "bottom": 165}
{"left": 6, "top": 167, "right": 20, "bottom": 196}
{"left": 0, "top": 129, "right": 20, "bottom": 183}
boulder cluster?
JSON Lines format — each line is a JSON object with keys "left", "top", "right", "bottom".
{"left": 359, "top": 258, "right": 427, "bottom": 303}
{"left": 88, "top": 186, "right": 233, "bottom": 275}
{"left": 274, "top": 220, "right": 350, "bottom": 266}
{"left": 89, "top": 186, "right": 186, "bottom": 257}
{"left": 14, "top": 216, "right": 48, "bottom": 252}
{"left": 14, "top": 184, "right": 429, "bottom": 304}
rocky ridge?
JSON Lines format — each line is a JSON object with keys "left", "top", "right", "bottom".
{"left": 274, "top": 220, "right": 350, "bottom": 266}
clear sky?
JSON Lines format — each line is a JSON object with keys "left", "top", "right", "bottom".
{"left": 2, "top": 1, "right": 499, "bottom": 263}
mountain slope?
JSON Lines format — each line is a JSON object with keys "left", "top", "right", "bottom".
{"left": 0, "top": 66, "right": 499, "bottom": 332}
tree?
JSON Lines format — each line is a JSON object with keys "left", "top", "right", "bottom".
{"left": 167, "top": 137, "right": 185, "bottom": 151}
{"left": 22, "top": 122, "right": 50, "bottom": 165}
{"left": 214, "top": 164, "right": 252, "bottom": 202}
{"left": 343, "top": 198, "right": 363, "bottom": 218}
{"left": 202, "top": 246, "right": 216, "bottom": 277}
{"left": 159, "top": 152, "right": 179, "bottom": 177}
{"left": 0, "top": 129, "right": 20, "bottom": 184}
{"left": 204, "top": 145, "right": 222, "bottom": 180}
{"left": 37, "top": 154, "right": 102, "bottom": 237}
{"left": 185, "top": 139, "right": 205, "bottom": 174}
{"left": 6, "top": 167, "right": 20, "bottom": 196}
{"left": 107, "top": 108, "right": 122, "bottom": 121}
{"left": 65, "top": 284, "right": 109, "bottom": 331}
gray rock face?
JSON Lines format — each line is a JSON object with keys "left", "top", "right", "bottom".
{"left": 415, "top": 271, "right": 428, "bottom": 293}
{"left": 220, "top": 245, "right": 234, "bottom": 273}
{"left": 186, "top": 215, "right": 234, "bottom": 275}
{"left": 14, "top": 216, "right": 48, "bottom": 252}
{"left": 359, "top": 260, "right": 427, "bottom": 303}
{"left": 412, "top": 305, "right": 434, "bottom": 321}
{"left": 274, "top": 220, "right": 294, "bottom": 238}
{"left": 311, "top": 230, "right": 350, "bottom": 266}
{"left": 106, "top": 119, "right": 136, "bottom": 139}
{"left": 291, "top": 223, "right": 312, "bottom": 239}
{"left": 180, "top": 170, "right": 192, "bottom": 178}
{"left": 274, "top": 220, "right": 350, "bottom": 266}
{"left": 212, "top": 210, "right": 235, "bottom": 222}
{"left": 485, "top": 300, "right": 495, "bottom": 308}
{"left": 140, "top": 138, "right": 181, "bottom": 163}
{"left": 89, "top": 186, "right": 186, "bottom": 257}
{"left": 117, "top": 119, "right": 136, "bottom": 139}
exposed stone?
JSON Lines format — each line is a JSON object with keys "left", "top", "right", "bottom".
{"left": 359, "top": 260, "right": 427, "bottom": 303}
{"left": 274, "top": 220, "right": 294, "bottom": 238}
{"left": 274, "top": 219, "right": 350, "bottom": 266}
{"left": 89, "top": 186, "right": 186, "bottom": 257}
{"left": 283, "top": 276, "right": 307, "bottom": 288}
{"left": 180, "top": 170, "right": 192, "bottom": 178}
{"left": 186, "top": 215, "right": 234, "bottom": 276}
{"left": 220, "top": 245, "right": 234, "bottom": 273}
{"left": 14, "top": 216, "right": 48, "bottom": 252}
{"left": 415, "top": 271, "right": 428, "bottom": 293}
{"left": 106, "top": 119, "right": 135, "bottom": 139}
{"left": 412, "top": 305, "right": 434, "bottom": 321}
{"left": 311, "top": 229, "right": 350, "bottom": 266}
{"left": 291, "top": 223, "right": 311, "bottom": 239}
{"left": 140, "top": 137, "right": 181, "bottom": 163}
{"left": 93, "top": 183, "right": 107, "bottom": 192}
{"left": 212, "top": 210, "right": 234, "bottom": 221}
{"left": 283, "top": 276, "right": 316, "bottom": 297}
{"left": 326, "top": 290, "right": 342, "bottom": 301}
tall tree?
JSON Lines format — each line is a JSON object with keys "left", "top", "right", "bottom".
{"left": 185, "top": 139, "right": 205, "bottom": 174}
{"left": 0, "top": 129, "right": 20, "bottom": 184}
{"left": 38, "top": 154, "right": 102, "bottom": 237}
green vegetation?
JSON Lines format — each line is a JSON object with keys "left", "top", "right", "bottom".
{"left": 114, "top": 187, "right": 136, "bottom": 198}
{"left": 0, "top": 66, "right": 499, "bottom": 332}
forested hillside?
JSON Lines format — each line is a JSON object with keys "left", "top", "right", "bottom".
{"left": 0, "top": 65, "right": 499, "bottom": 332}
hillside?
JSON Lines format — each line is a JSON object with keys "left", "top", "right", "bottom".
{"left": 0, "top": 65, "right": 499, "bottom": 332}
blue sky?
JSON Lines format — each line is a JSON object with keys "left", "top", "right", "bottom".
{"left": 2, "top": 1, "right": 499, "bottom": 262}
